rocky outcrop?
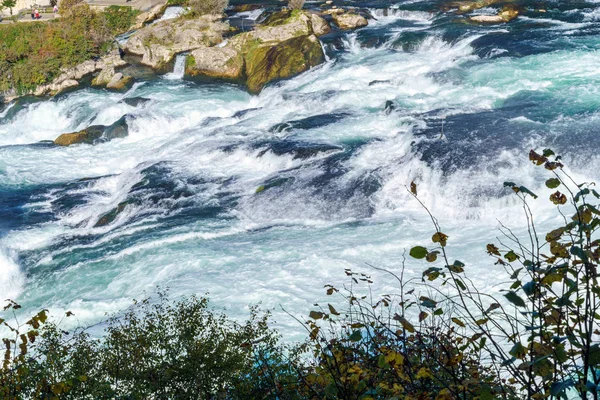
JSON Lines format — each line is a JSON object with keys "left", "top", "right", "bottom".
{"left": 469, "top": 5, "right": 519, "bottom": 23}
{"left": 130, "top": 1, "right": 168, "bottom": 30}
{"left": 243, "top": 34, "right": 324, "bottom": 93}
{"left": 187, "top": 46, "right": 244, "bottom": 79}
{"left": 35, "top": 48, "right": 127, "bottom": 97}
{"left": 54, "top": 115, "right": 131, "bottom": 146}
{"left": 106, "top": 73, "right": 134, "bottom": 91}
{"left": 451, "top": 0, "right": 501, "bottom": 13}
{"left": 186, "top": 10, "right": 329, "bottom": 92}
{"left": 331, "top": 11, "right": 368, "bottom": 30}
{"left": 124, "top": 14, "right": 229, "bottom": 69}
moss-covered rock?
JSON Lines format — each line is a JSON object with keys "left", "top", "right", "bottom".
{"left": 244, "top": 34, "right": 324, "bottom": 93}
{"left": 54, "top": 115, "right": 131, "bottom": 146}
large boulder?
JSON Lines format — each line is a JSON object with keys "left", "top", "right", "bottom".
{"left": 124, "top": 15, "right": 229, "bottom": 69}
{"left": 186, "top": 10, "right": 328, "bottom": 93}
{"left": 309, "top": 13, "right": 331, "bottom": 36}
{"left": 244, "top": 34, "right": 324, "bottom": 93}
{"left": 106, "top": 73, "right": 134, "bottom": 91}
{"left": 331, "top": 11, "right": 368, "bottom": 30}
{"left": 54, "top": 115, "right": 131, "bottom": 146}
{"left": 186, "top": 46, "right": 244, "bottom": 79}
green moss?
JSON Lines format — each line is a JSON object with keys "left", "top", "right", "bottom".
{"left": 186, "top": 54, "right": 196, "bottom": 68}
{"left": 244, "top": 35, "right": 324, "bottom": 93}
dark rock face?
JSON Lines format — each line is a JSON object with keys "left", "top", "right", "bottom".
{"left": 384, "top": 100, "right": 396, "bottom": 115}
{"left": 119, "top": 97, "right": 152, "bottom": 107}
{"left": 54, "top": 115, "right": 133, "bottom": 146}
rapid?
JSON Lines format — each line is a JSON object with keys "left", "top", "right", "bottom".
{"left": 2, "top": 0, "right": 600, "bottom": 338}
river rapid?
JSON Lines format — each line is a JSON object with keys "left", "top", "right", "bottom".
{"left": 2, "top": 0, "right": 600, "bottom": 337}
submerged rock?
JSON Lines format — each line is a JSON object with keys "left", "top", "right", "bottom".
{"left": 94, "top": 201, "right": 129, "bottom": 227}
{"left": 331, "top": 11, "right": 368, "bottom": 30}
{"left": 54, "top": 115, "right": 132, "bottom": 146}
{"left": 125, "top": 15, "right": 229, "bottom": 69}
{"left": 119, "top": 97, "right": 151, "bottom": 107}
{"left": 384, "top": 100, "right": 396, "bottom": 115}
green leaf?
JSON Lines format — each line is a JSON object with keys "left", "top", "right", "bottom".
{"left": 451, "top": 317, "right": 465, "bottom": 328}
{"left": 546, "top": 178, "right": 561, "bottom": 189}
{"left": 410, "top": 246, "right": 428, "bottom": 259}
{"left": 589, "top": 344, "right": 600, "bottom": 366}
{"left": 348, "top": 330, "right": 362, "bottom": 342}
{"left": 504, "top": 251, "right": 519, "bottom": 262}
{"left": 504, "top": 291, "right": 526, "bottom": 307}
{"left": 509, "top": 342, "right": 527, "bottom": 359}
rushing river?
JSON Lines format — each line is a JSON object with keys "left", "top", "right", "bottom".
{"left": 2, "top": 0, "right": 600, "bottom": 337}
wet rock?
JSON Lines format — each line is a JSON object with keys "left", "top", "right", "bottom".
{"left": 232, "top": 107, "right": 261, "bottom": 118}
{"left": 331, "top": 11, "right": 368, "bottom": 30}
{"left": 54, "top": 125, "right": 105, "bottom": 146}
{"left": 231, "top": 4, "right": 262, "bottom": 12}
{"left": 369, "top": 79, "right": 390, "bottom": 86}
{"left": 54, "top": 115, "right": 132, "bottom": 146}
{"left": 94, "top": 201, "right": 129, "bottom": 227}
{"left": 269, "top": 112, "right": 350, "bottom": 133}
{"left": 125, "top": 15, "right": 229, "bottom": 69}
{"left": 384, "top": 100, "right": 396, "bottom": 115}
{"left": 119, "top": 64, "right": 157, "bottom": 80}
{"left": 258, "top": 141, "right": 343, "bottom": 160}
{"left": 119, "top": 97, "right": 151, "bottom": 107}
{"left": 469, "top": 5, "right": 519, "bottom": 23}
{"left": 106, "top": 73, "right": 134, "bottom": 91}
{"left": 244, "top": 34, "right": 324, "bottom": 93}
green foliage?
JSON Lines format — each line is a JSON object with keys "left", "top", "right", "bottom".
{"left": 0, "top": 292, "right": 299, "bottom": 399}
{"left": 0, "top": 5, "right": 137, "bottom": 95}
{"left": 1, "top": 0, "right": 16, "bottom": 15}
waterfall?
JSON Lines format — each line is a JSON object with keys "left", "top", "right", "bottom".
{"left": 164, "top": 54, "right": 187, "bottom": 80}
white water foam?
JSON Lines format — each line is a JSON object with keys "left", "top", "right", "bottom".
{"left": 0, "top": 248, "right": 24, "bottom": 300}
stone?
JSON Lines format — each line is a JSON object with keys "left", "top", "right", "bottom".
{"left": 184, "top": 10, "right": 326, "bottom": 93}
{"left": 309, "top": 13, "right": 331, "bottom": 36}
{"left": 119, "top": 97, "right": 151, "bottom": 107}
{"left": 131, "top": 1, "right": 168, "bottom": 30}
{"left": 106, "top": 73, "right": 134, "bottom": 91}
{"left": 54, "top": 115, "right": 131, "bottom": 146}
{"left": 94, "top": 201, "right": 129, "bottom": 227}
{"left": 469, "top": 6, "right": 519, "bottom": 23}
{"left": 331, "top": 12, "right": 368, "bottom": 30}
{"left": 244, "top": 34, "right": 324, "bottom": 93}
{"left": 125, "top": 15, "right": 229, "bottom": 69}
{"left": 54, "top": 125, "right": 105, "bottom": 146}
{"left": 186, "top": 46, "right": 244, "bottom": 79}
{"left": 384, "top": 100, "right": 396, "bottom": 115}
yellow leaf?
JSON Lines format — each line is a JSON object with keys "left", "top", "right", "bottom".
{"left": 416, "top": 367, "right": 433, "bottom": 380}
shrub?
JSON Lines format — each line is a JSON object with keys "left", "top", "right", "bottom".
{"left": 407, "top": 149, "right": 600, "bottom": 398}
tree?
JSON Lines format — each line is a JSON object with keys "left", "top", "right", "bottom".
{"left": 2, "top": 0, "right": 15, "bottom": 15}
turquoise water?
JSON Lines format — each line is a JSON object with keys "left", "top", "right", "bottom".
{"left": 2, "top": 0, "right": 600, "bottom": 338}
